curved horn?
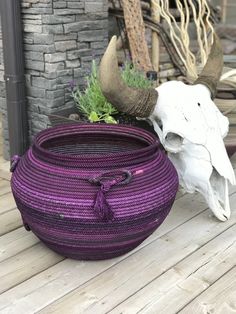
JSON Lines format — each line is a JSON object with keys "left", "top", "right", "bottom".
{"left": 99, "top": 36, "right": 158, "bottom": 118}
{"left": 194, "top": 34, "right": 223, "bottom": 98}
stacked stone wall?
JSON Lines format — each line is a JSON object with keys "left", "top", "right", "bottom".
{"left": 0, "top": 0, "right": 108, "bottom": 159}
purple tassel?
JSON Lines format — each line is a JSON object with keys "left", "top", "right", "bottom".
{"left": 94, "top": 186, "right": 114, "bottom": 221}
{"left": 91, "top": 171, "right": 132, "bottom": 222}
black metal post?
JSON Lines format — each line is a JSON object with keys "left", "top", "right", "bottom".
{"left": 0, "top": 0, "right": 28, "bottom": 158}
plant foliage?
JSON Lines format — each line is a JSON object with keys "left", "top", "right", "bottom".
{"left": 121, "top": 62, "right": 154, "bottom": 89}
{"left": 72, "top": 61, "right": 118, "bottom": 123}
{"left": 72, "top": 60, "right": 153, "bottom": 124}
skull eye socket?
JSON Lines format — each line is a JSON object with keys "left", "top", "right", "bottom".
{"left": 164, "top": 132, "right": 184, "bottom": 152}
{"left": 198, "top": 102, "right": 201, "bottom": 107}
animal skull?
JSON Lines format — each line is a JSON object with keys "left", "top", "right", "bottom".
{"left": 149, "top": 81, "right": 235, "bottom": 221}
{"left": 99, "top": 35, "right": 235, "bottom": 221}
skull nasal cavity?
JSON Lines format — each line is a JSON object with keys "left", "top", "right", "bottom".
{"left": 164, "top": 132, "right": 183, "bottom": 151}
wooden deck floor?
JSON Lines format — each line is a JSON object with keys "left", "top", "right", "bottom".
{"left": 0, "top": 154, "right": 236, "bottom": 313}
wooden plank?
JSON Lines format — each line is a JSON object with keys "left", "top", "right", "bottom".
{"left": 0, "top": 169, "right": 234, "bottom": 312}
{"left": 0, "top": 227, "right": 39, "bottom": 262}
{"left": 0, "top": 243, "right": 65, "bottom": 294}
{"left": 0, "top": 189, "right": 220, "bottom": 313}
{"left": 179, "top": 267, "right": 236, "bottom": 314}
{"left": 0, "top": 192, "right": 16, "bottom": 214}
{"left": 0, "top": 169, "right": 11, "bottom": 181}
{"left": 0, "top": 157, "right": 11, "bottom": 181}
{"left": 0, "top": 209, "right": 23, "bottom": 236}
{"left": 110, "top": 224, "right": 236, "bottom": 313}
{"left": 37, "top": 193, "right": 236, "bottom": 314}
{"left": 226, "top": 113, "right": 236, "bottom": 125}
{"left": 0, "top": 179, "right": 11, "bottom": 196}
{"left": 1, "top": 191, "right": 235, "bottom": 314}
{"left": 0, "top": 258, "right": 121, "bottom": 314}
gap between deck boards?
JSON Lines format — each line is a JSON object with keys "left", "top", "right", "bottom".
{"left": 0, "top": 156, "right": 235, "bottom": 313}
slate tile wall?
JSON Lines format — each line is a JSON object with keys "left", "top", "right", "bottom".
{"left": 0, "top": 0, "right": 108, "bottom": 159}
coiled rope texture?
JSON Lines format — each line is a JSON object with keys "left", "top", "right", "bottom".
{"left": 11, "top": 124, "right": 179, "bottom": 260}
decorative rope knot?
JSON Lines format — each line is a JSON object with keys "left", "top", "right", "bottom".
{"left": 89, "top": 170, "right": 132, "bottom": 222}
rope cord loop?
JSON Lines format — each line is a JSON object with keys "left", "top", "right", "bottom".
{"left": 89, "top": 170, "right": 133, "bottom": 221}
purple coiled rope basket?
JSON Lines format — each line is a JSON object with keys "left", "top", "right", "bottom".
{"left": 11, "top": 124, "right": 179, "bottom": 260}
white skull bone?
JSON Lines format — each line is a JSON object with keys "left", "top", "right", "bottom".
{"left": 149, "top": 81, "right": 235, "bottom": 221}
{"left": 98, "top": 35, "right": 235, "bottom": 221}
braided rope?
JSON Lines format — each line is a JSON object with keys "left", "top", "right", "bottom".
{"left": 11, "top": 124, "right": 179, "bottom": 260}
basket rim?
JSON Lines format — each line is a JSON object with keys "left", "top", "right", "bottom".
{"left": 31, "top": 123, "right": 161, "bottom": 168}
